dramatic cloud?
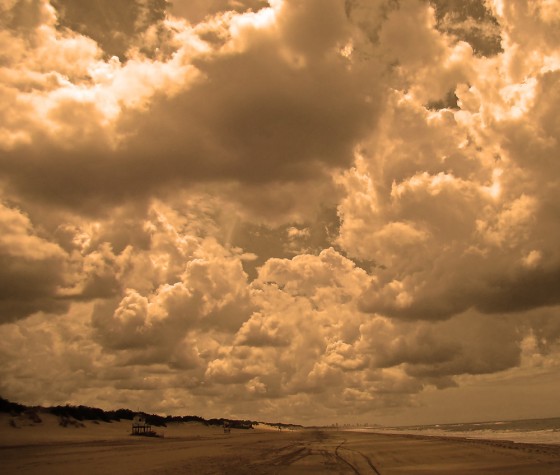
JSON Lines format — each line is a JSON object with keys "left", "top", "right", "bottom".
{"left": 1, "top": 0, "right": 560, "bottom": 425}
{"left": 0, "top": 0, "right": 379, "bottom": 216}
{"left": 0, "top": 202, "right": 69, "bottom": 322}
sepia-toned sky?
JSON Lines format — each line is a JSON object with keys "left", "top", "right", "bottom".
{"left": 1, "top": 0, "right": 559, "bottom": 426}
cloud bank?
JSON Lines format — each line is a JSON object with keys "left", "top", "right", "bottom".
{"left": 1, "top": 0, "right": 560, "bottom": 425}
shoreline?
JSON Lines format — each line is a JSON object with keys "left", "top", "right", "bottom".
{"left": 350, "top": 426, "right": 560, "bottom": 447}
{"left": 352, "top": 429, "right": 560, "bottom": 452}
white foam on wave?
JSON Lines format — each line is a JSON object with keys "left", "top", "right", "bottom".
{"left": 354, "top": 427, "right": 560, "bottom": 445}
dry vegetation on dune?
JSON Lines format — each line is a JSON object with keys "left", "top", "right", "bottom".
{"left": 0, "top": 396, "right": 292, "bottom": 431}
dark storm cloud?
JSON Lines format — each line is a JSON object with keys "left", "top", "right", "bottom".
{"left": 52, "top": 0, "right": 169, "bottom": 58}
{"left": 365, "top": 314, "right": 521, "bottom": 382}
{"left": 120, "top": 41, "right": 375, "bottom": 183}
{"left": 171, "top": 0, "right": 269, "bottom": 24}
{"left": 0, "top": 203, "right": 70, "bottom": 322}
{"left": 0, "top": 0, "right": 378, "bottom": 216}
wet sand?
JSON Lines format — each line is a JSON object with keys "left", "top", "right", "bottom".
{"left": 2, "top": 416, "right": 560, "bottom": 474}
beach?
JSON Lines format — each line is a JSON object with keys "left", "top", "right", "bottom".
{"left": 3, "top": 414, "right": 560, "bottom": 474}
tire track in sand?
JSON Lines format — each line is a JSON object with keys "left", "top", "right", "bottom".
{"left": 335, "top": 438, "right": 382, "bottom": 474}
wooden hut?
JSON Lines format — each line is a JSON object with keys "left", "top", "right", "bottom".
{"left": 131, "top": 414, "right": 152, "bottom": 435}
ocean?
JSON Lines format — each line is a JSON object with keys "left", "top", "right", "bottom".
{"left": 356, "top": 417, "right": 560, "bottom": 445}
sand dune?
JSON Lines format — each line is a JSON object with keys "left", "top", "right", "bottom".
{"left": 2, "top": 414, "right": 560, "bottom": 474}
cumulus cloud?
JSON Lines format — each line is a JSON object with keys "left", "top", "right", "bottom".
{"left": 334, "top": 0, "right": 560, "bottom": 324}
{"left": 1, "top": 0, "right": 560, "bottom": 425}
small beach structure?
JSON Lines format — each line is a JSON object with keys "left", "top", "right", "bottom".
{"left": 131, "top": 413, "right": 152, "bottom": 435}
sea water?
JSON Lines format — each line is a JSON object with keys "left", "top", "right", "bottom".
{"left": 357, "top": 417, "right": 560, "bottom": 445}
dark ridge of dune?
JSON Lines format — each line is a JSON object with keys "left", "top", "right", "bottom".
{"left": 0, "top": 395, "right": 302, "bottom": 431}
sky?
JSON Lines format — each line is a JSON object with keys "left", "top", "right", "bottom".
{"left": 0, "top": 0, "right": 559, "bottom": 427}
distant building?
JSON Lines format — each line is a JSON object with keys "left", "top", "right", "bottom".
{"left": 131, "top": 414, "right": 152, "bottom": 435}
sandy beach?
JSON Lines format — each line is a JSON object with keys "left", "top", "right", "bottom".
{"left": 2, "top": 414, "right": 560, "bottom": 474}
